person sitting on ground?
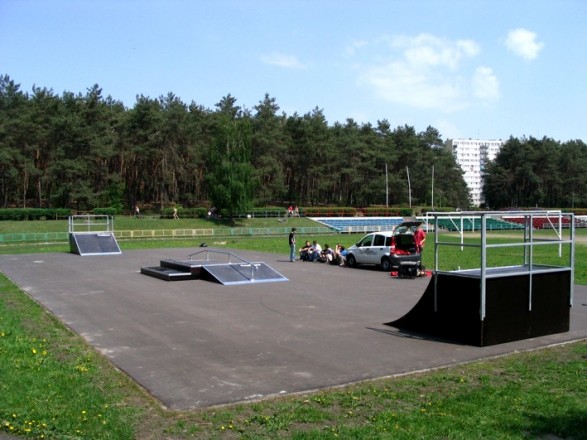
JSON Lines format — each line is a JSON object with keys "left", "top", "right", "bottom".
{"left": 299, "top": 240, "right": 312, "bottom": 261}
{"left": 334, "top": 244, "right": 348, "bottom": 266}
{"left": 319, "top": 244, "right": 335, "bottom": 263}
{"left": 309, "top": 240, "right": 322, "bottom": 261}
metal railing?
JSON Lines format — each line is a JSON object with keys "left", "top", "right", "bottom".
{"left": 430, "top": 210, "right": 575, "bottom": 320}
{"left": 0, "top": 226, "right": 335, "bottom": 244}
{"left": 68, "top": 214, "right": 115, "bottom": 234}
{"left": 186, "top": 249, "right": 260, "bottom": 282}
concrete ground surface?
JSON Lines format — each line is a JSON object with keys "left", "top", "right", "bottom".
{"left": 1, "top": 248, "right": 586, "bottom": 411}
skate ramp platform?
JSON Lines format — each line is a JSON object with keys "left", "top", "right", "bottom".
{"left": 140, "top": 250, "right": 288, "bottom": 285}
{"left": 68, "top": 215, "right": 121, "bottom": 256}
{"left": 69, "top": 232, "right": 122, "bottom": 256}
{"left": 387, "top": 267, "right": 572, "bottom": 346}
{"left": 200, "top": 262, "right": 288, "bottom": 285}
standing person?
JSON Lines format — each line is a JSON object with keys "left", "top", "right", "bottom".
{"left": 134, "top": 205, "right": 142, "bottom": 219}
{"left": 288, "top": 227, "right": 297, "bottom": 262}
{"left": 173, "top": 206, "right": 179, "bottom": 219}
{"left": 414, "top": 224, "right": 427, "bottom": 254}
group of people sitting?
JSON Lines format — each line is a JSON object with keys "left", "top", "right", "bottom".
{"left": 298, "top": 240, "right": 348, "bottom": 266}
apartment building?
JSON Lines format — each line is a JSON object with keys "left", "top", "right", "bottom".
{"left": 445, "top": 138, "right": 505, "bottom": 207}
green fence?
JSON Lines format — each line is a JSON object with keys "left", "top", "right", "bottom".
{"left": 0, "top": 232, "right": 69, "bottom": 243}
{"left": 0, "top": 226, "right": 336, "bottom": 244}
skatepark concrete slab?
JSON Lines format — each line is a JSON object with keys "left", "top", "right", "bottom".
{"left": 1, "top": 248, "right": 586, "bottom": 410}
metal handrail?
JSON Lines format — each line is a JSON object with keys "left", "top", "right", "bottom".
{"left": 430, "top": 210, "right": 575, "bottom": 320}
{"left": 186, "top": 249, "right": 260, "bottom": 281}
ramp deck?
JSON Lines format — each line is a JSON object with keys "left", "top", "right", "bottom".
{"left": 69, "top": 232, "right": 122, "bottom": 256}
{"left": 141, "top": 250, "right": 288, "bottom": 285}
{"left": 387, "top": 267, "right": 571, "bottom": 346}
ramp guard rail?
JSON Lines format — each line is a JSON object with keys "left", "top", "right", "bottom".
{"left": 68, "top": 214, "right": 115, "bottom": 234}
{"left": 430, "top": 210, "right": 575, "bottom": 320}
{"left": 187, "top": 249, "right": 261, "bottom": 282}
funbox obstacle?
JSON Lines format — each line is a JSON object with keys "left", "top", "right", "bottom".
{"left": 387, "top": 210, "right": 575, "bottom": 346}
{"left": 141, "top": 249, "right": 288, "bottom": 285}
{"left": 69, "top": 215, "right": 121, "bottom": 256}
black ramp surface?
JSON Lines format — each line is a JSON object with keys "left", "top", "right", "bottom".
{"left": 140, "top": 266, "right": 197, "bottom": 281}
{"left": 70, "top": 233, "right": 122, "bottom": 256}
{"left": 388, "top": 270, "right": 572, "bottom": 346}
{"left": 202, "top": 262, "right": 288, "bottom": 285}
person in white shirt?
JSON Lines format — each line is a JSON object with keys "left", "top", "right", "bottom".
{"left": 310, "top": 240, "right": 322, "bottom": 261}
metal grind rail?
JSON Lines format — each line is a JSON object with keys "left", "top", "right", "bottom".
{"left": 187, "top": 249, "right": 262, "bottom": 282}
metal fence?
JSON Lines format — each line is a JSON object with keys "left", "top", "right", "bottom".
{"left": 0, "top": 226, "right": 335, "bottom": 244}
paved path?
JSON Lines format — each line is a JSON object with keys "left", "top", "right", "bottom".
{"left": 1, "top": 248, "right": 586, "bottom": 410}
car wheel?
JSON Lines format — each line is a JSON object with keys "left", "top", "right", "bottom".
{"left": 347, "top": 254, "right": 357, "bottom": 267}
{"left": 381, "top": 257, "right": 391, "bottom": 272}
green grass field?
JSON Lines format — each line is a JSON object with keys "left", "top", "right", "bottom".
{"left": 1, "top": 216, "right": 585, "bottom": 284}
{"left": 1, "top": 218, "right": 586, "bottom": 439}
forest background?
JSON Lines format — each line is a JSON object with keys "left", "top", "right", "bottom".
{"left": 1, "top": 74, "right": 586, "bottom": 217}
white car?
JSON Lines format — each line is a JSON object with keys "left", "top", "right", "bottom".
{"left": 346, "top": 231, "right": 394, "bottom": 271}
{"left": 346, "top": 222, "right": 423, "bottom": 272}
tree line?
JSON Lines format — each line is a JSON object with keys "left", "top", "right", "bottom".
{"left": 483, "top": 136, "right": 587, "bottom": 209}
{"left": 1, "top": 74, "right": 584, "bottom": 215}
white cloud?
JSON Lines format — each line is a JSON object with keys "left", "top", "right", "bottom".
{"left": 392, "top": 34, "right": 480, "bottom": 70}
{"left": 345, "top": 40, "right": 368, "bottom": 56}
{"left": 472, "top": 66, "right": 500, "bottom": 101}
{"left": 433, "top": 119, "right": 464, "bottom": 139}
{"left": 355, "top": 33, "right": 495, "bottom": 112}
{"left": 260, "top": 53, "right": 305, "bottom": 69}
{"left": 361, "top": 60, "right": 468, "bottom": 111}
{"left": 505, "top": 28, "right": 544, "bottom": 60}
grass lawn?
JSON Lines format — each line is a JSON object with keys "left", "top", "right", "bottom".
{"left": 1, "top": 218, "right": 586, "bottom": 439}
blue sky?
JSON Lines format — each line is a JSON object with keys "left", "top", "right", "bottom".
{"left": 1, "top": 0, "right": 585, "bottom": 142}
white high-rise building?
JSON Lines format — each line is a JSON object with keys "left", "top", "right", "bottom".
{"left": 445, "top": 138, "right": 505, "bottom": 207}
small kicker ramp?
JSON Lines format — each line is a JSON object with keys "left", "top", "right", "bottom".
{"left": 140, "top": 249, "right": 288, "bottom": 285}
{"left": 69, "top": 233, "right": 122, "bottom": 256}
{"left": 202, "top": 262, "right": 288, "bottom": 285}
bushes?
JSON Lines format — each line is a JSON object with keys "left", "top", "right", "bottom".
{"left": 301, "top": 207, "right": 357, "bottom": 217}
{"left": 569, "top": 208, "right": 587, "bottom": 216}
{"left": 361, "top": 207, "right": 403, "bottom": 217}
{"left": 250, "top": 208, "right": 288, "bottom": 218}
{"left": 93, "top": 207, "right": 119, "bottom": 216}
{"left": 160, "top": 207, "right": 208, "bottom": 219}
{"left": 0, "top": 208, "right": 71, "bottom": 221}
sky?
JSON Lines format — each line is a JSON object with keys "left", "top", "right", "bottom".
{"left": 1, "top": 0, "right": 586, "bottom": 142}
